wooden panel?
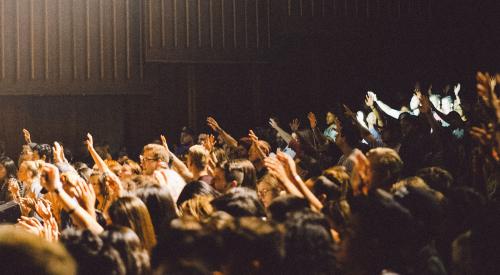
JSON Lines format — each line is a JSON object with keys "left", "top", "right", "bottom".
{"left": 0, "top": 0, "right": 144, "bottom": 95}
{"left": 145, "top": 0, "right": 274, "bottom": 62}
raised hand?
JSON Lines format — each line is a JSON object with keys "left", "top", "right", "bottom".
{"left": 249, "top": 129, "right": 259, "bottom": 144}
{"left": 276, "top": 151, "right": 298, "bottom": 179}
{"left": 73, "top": 177, "right": 96, "bottom": 215}
{"left": 86, "top": 133, "right": 94, "bottom": 150}
{"left": 289, "top": 118, "right": 300, "bottom": 132}
{"left": 343, "top": 104, "right": 355, "bottom": 119}
{"left": 454, "top": 83, "right": 461, "bottom": 96}
{"left": 17, "top": 216, "right": 44, "bottom": 237}
{"left": 40, "top": 163, "right": 63, "bottom": 192}
{"left": 35, "top": 199, "right": 53, "bottom": 221}
{"left": 52, "top": 142, "right": 67, "bottom": 164}
{"left": 264, "top": 156, "right": 289, "bottom": 184}
{"left": 22, "top": 129, "right": 32, "bottom": 144}
{"left": 307, "top": 112, "right": 317, "bottom": 129}
{"left": 367, "top": 91, "right": 378, "bottom": 102}
{"left": 160, "top": 134, "right": 171, "bottom": 154}
{"left": 8, "top": 178, "right": 20, "bottom": 201}
{"left": 202, "top": 134, "right": 216, "bottom": 152}
{"left": 349, "top": 149, "right": 372, "bottom": 196}
{"left": 365, "top": 94, "right": 375, "bottom": 107}
{"left": 268, "top": 118, "right": 279, "bottom": 129}
{"left": 207, "top": 117, "right": 222, "bottom": 132}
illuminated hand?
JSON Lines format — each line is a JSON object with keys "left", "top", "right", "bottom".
{"left": 289, "top": 118, "right": 300, "bottom": 132}
{"left": 160, "top": 134, "right": 171, "bottom": 153}
{"left": 367, "top": 91, "right": 378, "bottom": 102}
{"left": 365, "top": 94, "right": 375, "bottom": 107}
{"left": 85, "top": 133, "right": 94, "bottom": 150}
{"left": 207, "top": 117, "right": 222, "bottom": 132}
{"left": 349, "top": 149, "right": 372, "bottom": 196}
{"left": 454, "top": 83, "right": 461, "bottom": 96}
{"left": 307, "top": 112, "right": 317, "bottom": 129}
{"left": 22, "top": 129, "right": 32, "bottom": 144}
{"left": 268, "top": 118, "right": 279, "bottom": 129}
{"left": 264, "top": 156, "right": 289, "bottom": 184}
{"left": 249, "top": 130, "right": 259, "bottom": 144}
{"left": 203, "top": 134, "right": 216, "bottom": 152}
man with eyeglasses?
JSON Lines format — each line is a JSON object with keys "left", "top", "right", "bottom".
{"left": 141, "top": 144, "right": 186, "bottom": 203}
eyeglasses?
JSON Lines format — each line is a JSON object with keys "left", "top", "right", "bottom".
{"left": 139, "top": 155, "right": 158, "bottom": 163}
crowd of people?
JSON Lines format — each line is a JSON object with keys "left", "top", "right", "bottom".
{"left": 0, "top": 72, "right": 499, "bottom": 275}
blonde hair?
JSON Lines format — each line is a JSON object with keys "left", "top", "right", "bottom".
{"left": 179, "top": 195, "right": 214, "bottom": 222}
{"left": 142, "top": 144, "right": 170, "bottom": 163}
{"left": 188, "top": 145, "right": 209, "bottom": 170}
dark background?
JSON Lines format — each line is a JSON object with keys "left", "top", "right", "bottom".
{"left": 0, "top": 0, "right": 499, "bottom": 161}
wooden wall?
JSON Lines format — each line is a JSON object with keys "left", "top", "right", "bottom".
{"left": 0, "top": 0, "right": 144, "bottom": 95}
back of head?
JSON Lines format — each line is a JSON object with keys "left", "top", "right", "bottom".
{"left": 282, "top": 209, "right": 337, "bottom": 275}
{"left": 108, "top": 196, "right": 157, "bottom": 252}
{"left": 101, "top": 225, "right": 151, "bottom": 275}
{"left": 0, "top": 225, "right": 76, "bottom": 275}
{"left": 61, "top": 228, "right": 125, "bottom": 275}
{"left": 268, "top": 195, "right": 309, "bottom": 223}
{"left": 177, "top": 181, "right": 220, "bottom": 207}
{"left": 211, "top": 187, "right": 266, "bottom": 218}
{"left": 222, "top": 217, "right": 284, "bottom": 275}
{"left": 188, "top": 145, "right": 209, "bottom": 170}
{"left": 223, "top": 159, "right": 257, "bottom": 190}
{"left": 366, "top": 147, "right": 403, "bottom": 191}
{"left": 134, "top": 184, "right": 178, "bottom": 235}
{"left": 34, "top": 143, "right": 53, "bottom": 163}
{"left": 416, "top": 166, "right": 454, "bottom": 194}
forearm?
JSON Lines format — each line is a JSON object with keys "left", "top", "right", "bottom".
{"left": 376, "top": 100, "right": 401, "bottom": 119}
{"left": 273, "top": 126, "right": 293, "bottom": 144}
{"left": 219, "top": 130, "right": 238, "bottom": 148}
{"left": 88, "top": 147, "right": 112, "bottom": 174}
{"left": 55, "top": 188, "right": 103, "bottom": 234}
{"left": 371, "top": 106, "right": 384, "bottom": 127}
{"left": 170, "top": 153, "right": 194, "bottom": 181}
{"left": 292, "top": 174, "right": 323, "bottom": 211}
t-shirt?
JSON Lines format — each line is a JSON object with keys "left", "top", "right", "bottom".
{"left": 162, "top": 169, "right": 186, "bottom": 203}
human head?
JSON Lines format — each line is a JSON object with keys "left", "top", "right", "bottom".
{"left": 187, "top": 145, "right": 209, "bottom": 172}
{"left": 179, "top": 195, "right": 215, "bottom": 222}
{"left": 17, "top": 160, "right": 43, "bottom": 183}
{"left": 366, "top": 147, "right": 403, "bottom": 191}
{"left": 141, "top": 144, "right": 170, "bottom": 175}
{"left": 282, "top": 209, "right": 337, "bottom": 275}
{"left": 326, "top": 112, "right": 336, "bottom": 125}
{"left": 176, "top": 180, "right": 220, "bottom": 207}
{"left": 268, "top": 195, "right": 309, "bottom": 223}
{"left": 197, "top": 133, "right": 209, "bottom": 145}
{"left": 33, "top": 144, "right": 53, "bottom": 163}
{"left": 101, "top": 225, "right": 151, "bottom": 275}
{"left": 134, "top": 185, "right": 178, "bottom": 236}
{"left": 61, "top": 228, "right": 125, "bottom": 275}
{"left": 248, "top": 140, "right": 270, "bottom": 162}
{"left": 0, "top": 156, "right": 17, "bottom": 181}
{"left": 108, "top": 196, "right": 157, "bottom": 252}
{"left": 0, "top": 225, "right": 76, "bottom": 275}
{"left": 213, "top": 159, "right": 257, "bottom": 192}
{"left": 18, "top": 145, "right": 34, "bottom": 166}
{"left": 257, "top": 174, "right": 283, "bottom": 208}
{"left": 416, "top": 166, "right": 454, "bottom": 194}
{"left": 211, "top": 187, "right": 267, "bottom": 218}
{"left": 180, "top": 126, "right": 195, "bottom": 146}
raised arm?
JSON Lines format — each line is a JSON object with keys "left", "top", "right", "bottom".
{"left": 268, "top": 118, "right": 293, "bottom": 144}
{"left": 249, "top": 130, "right": 268, "bottom": 160}
{"left": 22, "top": 129, "right": 32, "bottom": 144}
{"left": 86, "top": 134, "right": 121, "bottom": 183}
{"left": 419, "top": 94, "right": 441, "bottom": 132}
{"left": 343, "top": 104, "right": 377, "bottom": 145}
{"left": 371, "top": 91, "right": 402, "bottom": 119}
{"left": 41, "top": 163, "right": 104, "bottom": 234}
{"left": 207, "top": 117, "right": 238, "bottom": 148}
{"left": 365, "top": 93, "right": 384, "bottom": 128}
{"left": 161, "top": 134, "right": 194, "bottom": 182}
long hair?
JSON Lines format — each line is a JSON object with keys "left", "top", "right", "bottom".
{"left": 0, "top": 156, "right": 18, "bottom": 181}
{"left": 108, "top": 196, "right": 157, "bottom": 253}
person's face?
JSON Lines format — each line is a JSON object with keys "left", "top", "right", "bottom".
{"left": 180, "top": 132, "right": 194, "bottom": 145}
{"left": 213, "top": 167, "right": 228, "bottom": 193}
{"left": 326, "top": 112, "right": 335, "bottom": 125}
{"left": 257, "top": 182, "right": 274, "bottom": 208}
{"left": 17, "top": 165, "right": 31, "bottom": 183}
{"left": 0, "top": 164, "right": 7, "bottom": 180}
{"left": 141, "top": 149, "right": 160, "bottom": 176}
{"left": 120, "top": 164, "right": 133, "bottom": 179}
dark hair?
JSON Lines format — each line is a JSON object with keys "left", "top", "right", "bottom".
{"left": 211, "top": 187, "right": 266, "bottom": 218}
{"left": 416, "top": 166, "right": 454, "bottom": 194}
{"left": 312, "top": 176, "right": 343, "bottom": 202}
{"left": 108, "top": 196, "right": 157, "bottom": 252}
{"left": 222, "top": 217, "right": 285, "bottom": 275}
{"left": 0, "top": 156, "right": 18, "bottom": 180}
{"left": 268, "top": 195, "right": 309, "bottom": 223}
{"left": 282, "top": 209, "right": 337, "bottom": 275}
{"left": 177, "top": 181, "right": 221, "bottom": 207}
{"left": 33, "top": 144, "right": 53, "bottom": 163}
{"left": 223, "top": 159, "right": 257, "bottom": 190}
{"left": 0, "top": 225, "right": 76, "bottom": 275}
{"left": 60, "top": 228, "right": 125, "bottom": 275}
{"left": 101, "top": 226, "right": 151, "bottom": 275}
{"left": 134, "top": 185, "right": 178, "bottom": 235}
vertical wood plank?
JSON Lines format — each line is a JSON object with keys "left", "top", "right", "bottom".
{"left": 255, "top": 0, "right": 259, "bottom": 48}
{"left": 113, "top": 0, "right": 117, "bottom": 79}
{"left": 16, "top": 0, "right": 20, "bottom": 80}
{"left": 125, "top": 0, "right": 130, "bottom": 79}
{"left": 197, "top": 0, "right": 201, "bottom": 48}
{"left": 86, "top": 0, "right": 90, "bottom": 79}
{"left": 44, "top": 0, "right": 49, "bottom": 80}
{"left": 161, "top": 0, "right": 165, "bottom": 47}
{"left": 99, "top": 0, "right": 104, "bottom": 80}
{"left": 186, "top": 0, "right": 190, "bottom": 47}
{"left": 209, "top": 0, "right": 213, "bottom": 48}
{"left": 174, "top": 0, "right": 178, "bottom": 47}
{"left": 0, "top": 0, "right": 4, "bottom": 79}
{"left": 30, "top": 0, "right": 35, "bottom": 80}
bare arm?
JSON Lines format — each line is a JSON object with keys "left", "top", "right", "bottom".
{"left": 161, "top": 135, "right": 194, "bottom": 182}
{"left": 207, "top": 117, "right": 238, "bottom": 149}
{"left": 268, "top": 118, "right": 293, "bottom": 144}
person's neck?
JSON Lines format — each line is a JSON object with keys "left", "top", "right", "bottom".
{"left": 192, "top": 167, "right": 209, "bottom": 180}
